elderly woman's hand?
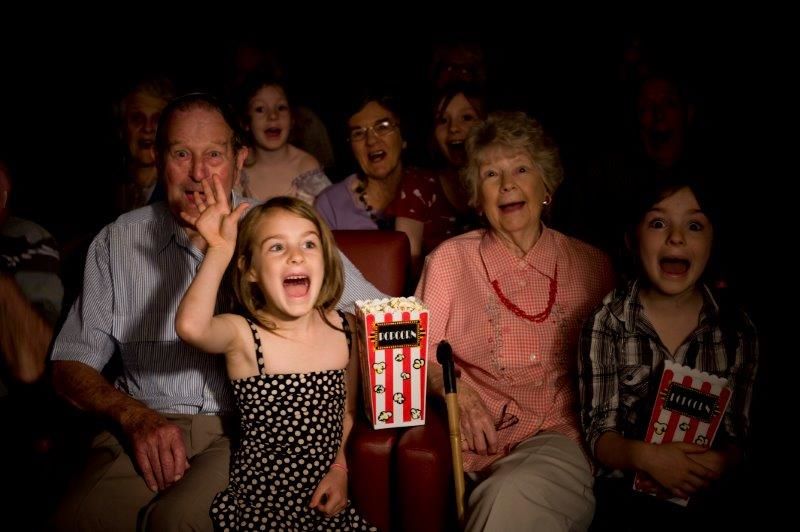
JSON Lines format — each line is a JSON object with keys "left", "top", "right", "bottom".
{"left": 458, "top": 381, "right": 499, "bottom": 455}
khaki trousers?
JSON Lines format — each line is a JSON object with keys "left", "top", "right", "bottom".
{"left": 466, "top": 432, "right": 595, "bottom": 532}
{"left": 52, "top": 414, "right": 232, "bottom": 532}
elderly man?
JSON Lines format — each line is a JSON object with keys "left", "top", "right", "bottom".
{"left": 51, "top": 93, "right": 383, "bottom": 531}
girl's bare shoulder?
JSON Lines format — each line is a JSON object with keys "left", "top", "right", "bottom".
{"left": 289, "top": 145, "right": 321, "bottom": 173}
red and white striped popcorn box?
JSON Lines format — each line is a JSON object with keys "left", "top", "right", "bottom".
{"left": 633, "top": 360, "right": 732, "bottom": 506}
{"left": 354, "top": 297, "right": 429, "bottom": 429}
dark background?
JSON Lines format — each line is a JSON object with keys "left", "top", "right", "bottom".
{"left": 0, "top": 15, "right": 783, "bottom": 522}
{"left": 1, "top": 20, "right": 774, "bottom": 235}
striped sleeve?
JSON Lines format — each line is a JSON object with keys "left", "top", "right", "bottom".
{"left": 337, "top": 251, "right": 387, "bottom": 313}
{"left": 51, "top": 227, "right": 116, "bottom": 370}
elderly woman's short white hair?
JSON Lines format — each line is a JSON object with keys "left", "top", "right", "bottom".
{"left": 462, "top": 111, "right": 564, "bottom": 207}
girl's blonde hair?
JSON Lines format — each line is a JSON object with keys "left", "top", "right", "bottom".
{"left": 232, "top": 196, "right": 344, "bottom": 331}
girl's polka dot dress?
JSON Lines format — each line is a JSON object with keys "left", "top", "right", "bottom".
{"left": 210, "top": 311, "right": 376, "bottom": 531}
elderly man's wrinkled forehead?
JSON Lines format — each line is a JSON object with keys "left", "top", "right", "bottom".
{"left": 157, "top": 98, "right": 243, "bottom": 156}
{"left": 165, "top": 101, "right": 227, "bottom": 128}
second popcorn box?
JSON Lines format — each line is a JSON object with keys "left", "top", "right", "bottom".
{"left": 354, "top": 297, "right": 428, "bottom": 429}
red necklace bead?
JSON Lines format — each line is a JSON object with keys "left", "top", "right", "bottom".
{"left": 491, "top": 265, "right": 558, "bottom": 323}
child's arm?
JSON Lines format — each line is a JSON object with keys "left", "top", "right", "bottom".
{"left": 175, "top": 175, "right": 249, "bottom": 354}
{"left": 578, "top": 299, "right": 718, "bottom": 499}
{"left": 595, "top": 432, "right": 719, "bottom": 499}
{"left": 690, "top": 310, "right": 759, "bottom": 477}
{"left": 309, "top": 312, "right": 359, "bottom": 516}
{"left": 688, "top": 443, "right": 742, "bottom": 477}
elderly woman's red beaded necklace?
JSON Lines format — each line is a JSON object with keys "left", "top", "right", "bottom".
{"left": 490, "top": 265, "right": 558, "bottom": 323}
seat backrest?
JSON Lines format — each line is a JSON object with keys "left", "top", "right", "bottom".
{"left": 333, "top": 230, "right": 410, "bottom": 296}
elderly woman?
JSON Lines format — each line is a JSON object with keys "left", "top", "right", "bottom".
{"left": 416, "top": 112, "right": 615, "bottom": 531}
{"left": 314, "top": 93, "right": 408, "bottom": 230}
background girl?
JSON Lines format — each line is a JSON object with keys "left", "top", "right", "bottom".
{"left": 235, "top": 72, "right": 331, "bottom": 204}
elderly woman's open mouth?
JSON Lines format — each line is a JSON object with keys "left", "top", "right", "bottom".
{"left": 499, "top": 201, "right": 526, "bottom": 213}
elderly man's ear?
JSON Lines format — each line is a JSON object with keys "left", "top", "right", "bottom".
{"left": 234, "top": 147, "right": 250, "bottom": 187}
{"left": 237, "top": 146, "right": 249, "bottom": 170}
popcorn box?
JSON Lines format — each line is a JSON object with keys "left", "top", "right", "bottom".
{"left": 354, "top": 297, "right": 428, "bottom": 429}
{"left": 633, "top": 360, "right": 732, "bottom": 506}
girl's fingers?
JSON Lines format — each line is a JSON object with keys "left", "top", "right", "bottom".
{"left": 211, "top": 175, "right": 229, "bottom": 208}
{"left": 231, "top": 202, "right": 250, "bottom": 221}
{"left": 192, "top": 190, "right": 206, "bottom": 213}
{"left": 200, "top": 177, "right": 215, "bottom": 205}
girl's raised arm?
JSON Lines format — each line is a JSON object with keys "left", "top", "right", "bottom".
{"left": 175, "top": 175, "right": 249, "bottom": 354}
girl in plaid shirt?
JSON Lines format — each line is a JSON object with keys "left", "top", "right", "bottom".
{"left": 579, "top": 175, "right": 758, "bottom": 529}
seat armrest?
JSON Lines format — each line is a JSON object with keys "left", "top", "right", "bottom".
{"left": 395, "top": 397, "right": 458, "bottom": 531}
{"left": 347, "top": 415, "right": 402, "bottom": 532}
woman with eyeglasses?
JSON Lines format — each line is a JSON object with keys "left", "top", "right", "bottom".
{"left": 413, "top": 112, "right": 615, "bottom": 531}
{"left": 315, "top": 92, "right": 409, "bottom": 232}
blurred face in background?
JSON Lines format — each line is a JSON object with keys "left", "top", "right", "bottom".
{"left": 122, "top": 90, "right": 169, "bottom": 167}
{"left": 246, "top": 84, "right": 292, "bottom": 151}
{"left": 637, "top": 78, "right": 691, "bottom": 168}
{"left": 432, "top": 44, "right": 485, "bottom": 90}
{"left": 434, "top": 92, "right": 482, "bottom": 168}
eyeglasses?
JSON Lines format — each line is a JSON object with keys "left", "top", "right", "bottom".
{"left": 348, "top": 119, "right": 398, "bottom": 143}
{"left": 494, "top": 403, "right": 519, "bottom": 431}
